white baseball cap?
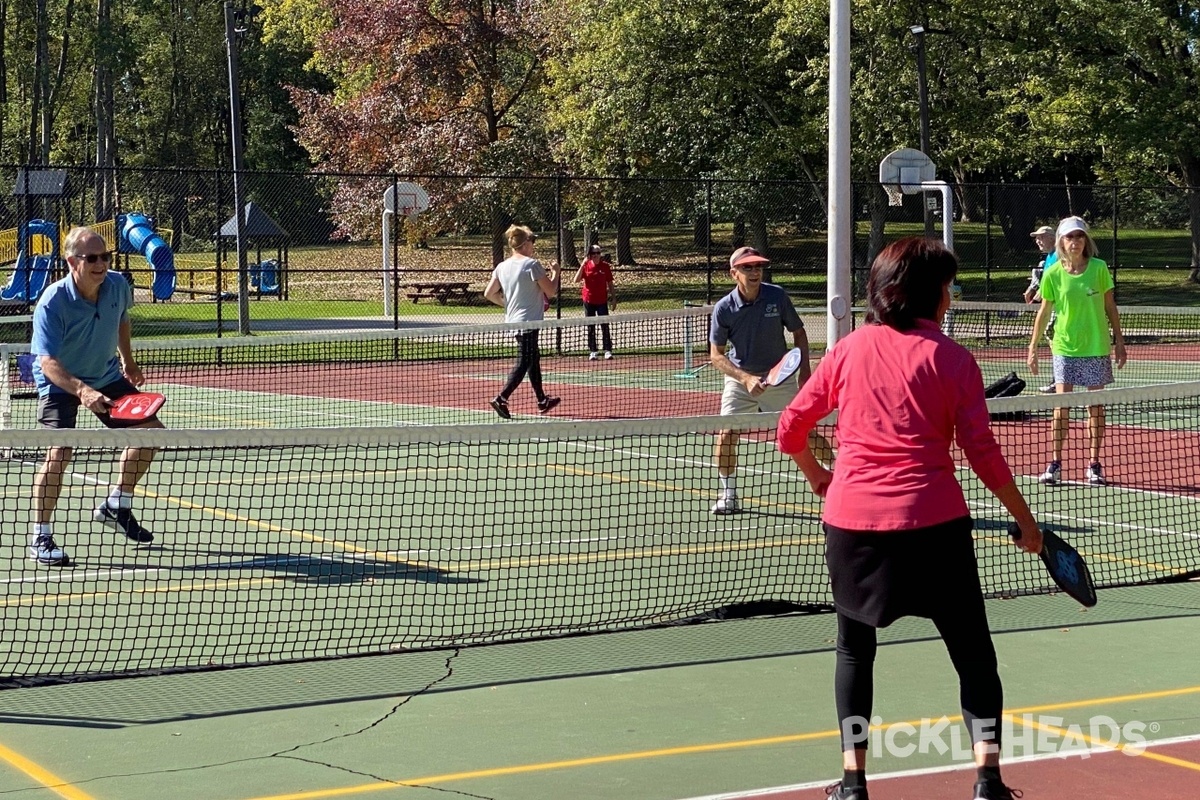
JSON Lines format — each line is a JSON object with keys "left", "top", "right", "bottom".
{"left": 1056, "top": 216, "right": 1089, "bottom": 239}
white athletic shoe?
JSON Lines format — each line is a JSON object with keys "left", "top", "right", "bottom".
{"left": 1086, "top": 462, "right": 1106, "bottom": 486}
{"left": 1039, "top": 461, "right": 1061, "bottom": 485}
{"left": 604, "top": 351, "right": 613, "bottom": 360}
{"left": 711, "top": 494, "right": 741, "bottom": 515}
{"left": 588, "top": 352, "right": 599, "bottom": 361}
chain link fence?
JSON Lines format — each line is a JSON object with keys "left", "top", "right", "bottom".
{"left": 1, "top": 165, "right": 1197, "bottom": 337}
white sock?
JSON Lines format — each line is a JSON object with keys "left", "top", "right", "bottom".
{"left": 107, "top": 488, "right": 133, "bottom": 510}
{"left": 719, "top": 474, "right": 736, "bottom": 496}
{"left": 31, "top": 523, "right": 52, "bottom": 539}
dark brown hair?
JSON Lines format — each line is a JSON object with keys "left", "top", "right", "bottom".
{"left": 865, "top": 237, "right": 959, "bottom": 330}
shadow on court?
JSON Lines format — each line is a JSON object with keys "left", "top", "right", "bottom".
{"left": 67, "top": 549, "right": 479, "bottom": 587}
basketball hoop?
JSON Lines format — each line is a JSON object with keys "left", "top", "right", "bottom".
{"left": 382, "top": 181, "right": 432, "bottom": 316}
{"left": 879, "top": 148, "right": 936, "bottom": 207}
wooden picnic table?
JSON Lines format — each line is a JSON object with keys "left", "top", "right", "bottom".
{"left": 404, "top": 281, "right": 478, "bottom": 304}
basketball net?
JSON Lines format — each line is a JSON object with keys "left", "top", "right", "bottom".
{"left": 884, "top": 184, "right": 904, "bottom": 207}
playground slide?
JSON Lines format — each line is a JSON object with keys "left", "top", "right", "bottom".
{"left": 0, "top": 251, "right": 54, "bottom": 303}
{"left": 120, "top": 213, "right": 176, "bottom": 301}
{"left": 1, "top": 218, "right": 59, "bottom": 303}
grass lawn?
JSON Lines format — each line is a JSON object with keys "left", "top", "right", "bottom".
{"left": 117, "top": 222, "right": 1199, "bottom": 337}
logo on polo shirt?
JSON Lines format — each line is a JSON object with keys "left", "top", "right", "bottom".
{"left": 765, "top": 303, "right": 779, "bottom": 317}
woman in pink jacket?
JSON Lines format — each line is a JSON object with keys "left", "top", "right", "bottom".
{"left": 777, "top": 238, "right": 1041, "bottom": 800}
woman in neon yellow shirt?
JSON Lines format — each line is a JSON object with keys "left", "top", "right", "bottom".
{"left": 1026, "top": 216, "right": 1127, "bottom": 486}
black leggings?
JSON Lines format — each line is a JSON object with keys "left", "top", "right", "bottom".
{"left": 584, "top": 301, "right": 613, "bottom": 352}
{"left": 500, "top": 329, "right": 545, "bottom": 401}
{"left": 835, "top": 605, "right": 1003, "bottom": 752}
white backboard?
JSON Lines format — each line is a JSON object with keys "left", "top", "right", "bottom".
{"left": 383, "top": 182, "right": 431, "bottom": 215}
{"left": 879, "top": 148, "right": 936, "bottom": 195}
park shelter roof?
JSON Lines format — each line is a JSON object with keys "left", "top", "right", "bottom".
{"left": 217, "top": 202, "right": 289, "bottom": 240}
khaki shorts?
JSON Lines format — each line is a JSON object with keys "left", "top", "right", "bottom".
{"left": 721, "top": 375, "right": 798, "bottom": 415}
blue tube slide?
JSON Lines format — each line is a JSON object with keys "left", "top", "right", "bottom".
{"left": 120, "top": 213, "right": 176, "bottom": 301}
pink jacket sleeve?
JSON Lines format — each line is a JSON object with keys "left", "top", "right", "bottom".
{"left": 777, "top": 353, "right": 836, "bottom": 455}
{"left": 954, "top": 358, "right": 1014, "bottom": 492}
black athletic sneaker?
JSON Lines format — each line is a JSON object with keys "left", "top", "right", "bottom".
{"left": 489, "top": 397, "right": 511, "bottom": 419}
{"left": 825, "top": 782, "right": 868, "bottom": 800}
{"left": 94, "top": 504, "right": 154, "bottom": 544}
{"left": 974, "top": 778, "right": 1023, "bottom": 799}
{"left": 537, "top": 396, "right": 561, "bottom": 414}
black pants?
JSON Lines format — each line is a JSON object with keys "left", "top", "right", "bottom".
{"left": 500, "top": 329, "right": 546, "bottom": 401}
{"left": 584, "top": 302, "right": 612, "bottom": 352}
{"left": 835, "top": 604, "right": 1003, "bottom": 752}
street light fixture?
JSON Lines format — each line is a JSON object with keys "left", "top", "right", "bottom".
{"left": 909, "top": 24, "right": 934, "bottom": 237}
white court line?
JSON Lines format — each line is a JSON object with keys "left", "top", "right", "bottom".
{"left": 0, "top": 567, "right": 169, "bottom": 585}
{"left": 155, "top": 381, "right": 490, "bottom": 424}
{"left": 674, "top": 732, "right": 1200, "bottom": 800}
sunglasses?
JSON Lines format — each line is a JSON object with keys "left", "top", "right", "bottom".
{"left": 74, "top": 251, "right": 113, "bottom": 264}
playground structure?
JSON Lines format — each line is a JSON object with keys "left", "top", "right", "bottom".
{"left": 0, "top": 219, "right": 59, "bottom": 304}
{"left": 0, "top": 215, "right": 177, "bottom": 304}
{"left": 118, "top": 212, "right": 176, "bottom": 301}
{"left": 216, "top": 202, "right": 291, "bottom": 300}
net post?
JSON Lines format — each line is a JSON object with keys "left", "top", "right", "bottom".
{"left": 674, "top": 301, "right": 703, "bottom": 380}
{"left": 0, "top": 345, "right": 11, "bottom": 446}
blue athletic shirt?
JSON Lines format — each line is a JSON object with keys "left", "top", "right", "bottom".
{"left": 31, "top": 272, "right": 133, "bottom": 396}
{"left": 709, "top": 283, "right": 803, "bottom": 374}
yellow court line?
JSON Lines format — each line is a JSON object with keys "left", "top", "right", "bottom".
{"left": 0, "top": 741, "right": 96, "bottom": 800}
{"left": 549, "top": 464, "right": 822, "bottom": 516}
{"left": 453, "top": 536, "right": 824, "bottom": 572}
{"left": 974, "top": 531, "right": 1182, "bottom": 575}
{"left": 134, "top": 488, "right": 440, "bottom": 570}
{"left": 240, "top": 684, "right": 1200, "bottom": 800}
{"left": 1015, "top": 715, "right": 1200, "bottom": 772}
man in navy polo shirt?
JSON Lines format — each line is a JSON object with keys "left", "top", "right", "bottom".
{"left": 708, "top": 246, "right": 811, "bottom": 514}
{"left": 28, "top": 226, "right": 161, "bottom": 566}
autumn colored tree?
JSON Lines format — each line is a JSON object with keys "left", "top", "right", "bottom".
{"left": 290, "top": 0, "right": 553, "bottom": 258}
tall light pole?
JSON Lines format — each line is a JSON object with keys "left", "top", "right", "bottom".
{"left": 909, "top": 24, "right": 934, "bottom": 239}
{"left": 224, "top": 1, "right": 250, "bottom": 335}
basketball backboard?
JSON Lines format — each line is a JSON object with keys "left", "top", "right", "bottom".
{"left": 879, "top": 148, "right": 936, "bottom": 205}
{"left": 383, "top": 182, "right": 431, "bottom": 217}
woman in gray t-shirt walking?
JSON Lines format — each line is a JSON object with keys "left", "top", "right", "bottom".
{"left": 483, "top": 225, "right": 562, "bottom": 418}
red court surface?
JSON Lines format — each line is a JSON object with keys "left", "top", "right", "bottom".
{"left": 681, "top": 737, "right": 1200, "bottom": 799}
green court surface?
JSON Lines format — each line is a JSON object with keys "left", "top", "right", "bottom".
{"left": 2, "top": 312, "right": 1199, "bottom": 797}
{"left": 0, "top": 392, "right": 1196, "bottom": 681}
{"left": 0, "top": 582, "right": 1197, "bottom": 799}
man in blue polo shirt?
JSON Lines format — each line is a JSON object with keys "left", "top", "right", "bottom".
{"left": 28, "top": 226, "right": 161, "bottom": 566}
{"left": 708, "top": 246, "right": 811, "bottom": 514}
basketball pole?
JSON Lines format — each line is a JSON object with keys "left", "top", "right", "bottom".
{"left": 828, "top": 0, "right": 852, "bottom": 349}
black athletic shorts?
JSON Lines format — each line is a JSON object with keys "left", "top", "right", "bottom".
{"left": 37, "top": 377, "right": 156, "bottom": 429}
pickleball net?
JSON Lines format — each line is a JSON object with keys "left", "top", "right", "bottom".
{"left": 1, "top": 381, "right": 1198, "bottom": 684}
{"left": 908, "top": 301, "right": 1200, "bottom": 386}
{"left": 1, "top": 306, "right": 724, "bottom": 429}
